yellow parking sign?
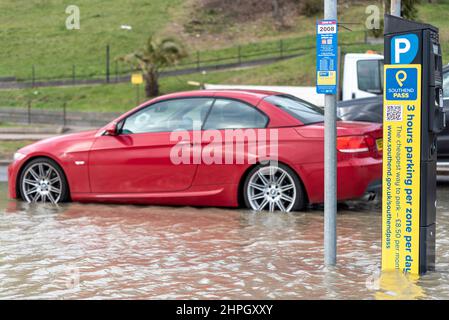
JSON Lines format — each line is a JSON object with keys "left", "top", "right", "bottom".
{"left": 382, "top": 64, "right": 422, "bottom": 274}
{"left": 131, "top": 73, "right": 143, "bottom": 85}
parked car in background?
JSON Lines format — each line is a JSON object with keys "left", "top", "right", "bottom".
{"left": 337, "top": 64, "right": 449, "bottom": 161}
{"left": 8, "top": 90, "right": 383, "bottom": 212}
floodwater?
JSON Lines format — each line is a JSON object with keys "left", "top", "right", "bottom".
{"left": 1, "top": 178, "right": 449, "bottom": 300}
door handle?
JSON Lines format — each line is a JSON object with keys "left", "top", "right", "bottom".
{"left": 177, "top": 140, "right": 193, "bottom": 146}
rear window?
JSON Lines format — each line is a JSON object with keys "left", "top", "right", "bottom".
{"left": 264, "top": 94, "right": 324, "bottom": 125}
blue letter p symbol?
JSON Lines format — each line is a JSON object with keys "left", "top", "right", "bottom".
{"left": 391, "top": 34, "right": 418, "bottom": 64}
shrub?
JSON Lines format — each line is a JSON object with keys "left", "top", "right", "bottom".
{"left": 299, "top": 0, "right": 323, "bottom": 16}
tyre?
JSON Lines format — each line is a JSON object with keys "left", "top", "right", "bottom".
{"left": 243, "top": 163, "right": 305, "bottom": 212}
{"left": 19, "top": 157, "right": 69, "bottom": 204}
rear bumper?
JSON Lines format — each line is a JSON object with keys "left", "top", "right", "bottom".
{"left": 295, "top": 156, "right": 382, "bottom": 204}
{"left": 361, "top": 179, "right": 382, "bottom": 201}
{"left": 365, "top": 179, "right": 382, "bottom": 194}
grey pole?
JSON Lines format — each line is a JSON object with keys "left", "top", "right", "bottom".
{"left": 32, "top": 65, "right": 35, "bottom": 88}
{"left": 391, "top": 0, "right": 401, "bottom": 17}
{"left": 324, "top": 0, "right": 338, "bottom": 266}
{"left": 106, "top": 44, "right": 110, "bottom": 83}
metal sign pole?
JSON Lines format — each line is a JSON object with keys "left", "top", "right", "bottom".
{"left": 323, "top": 0, "right": 338, "bottom": 266}
{"left": 131, "top": 73, "right": 143, "bottom": 105}
{"left": 391, "top": 0, "right": 401, "bottom": 17}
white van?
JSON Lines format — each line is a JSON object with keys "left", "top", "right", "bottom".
{"left": 341, "top": 53, "right": 384, "bottom": 101}
{"left": 204, "top": 52, "right": 385, "bottom": 105}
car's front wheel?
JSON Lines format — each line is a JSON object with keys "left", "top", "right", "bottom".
{"left": 243, "top": 164, "right": 305, "bottom": 212}
{"left": 19, "top": 158, "right": 69, "bottom": 204}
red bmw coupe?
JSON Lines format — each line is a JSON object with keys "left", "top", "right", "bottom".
{"left": 8, "top": 90, "right": 382, "bottom": 212}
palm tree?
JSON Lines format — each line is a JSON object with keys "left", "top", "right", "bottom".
{"left": 119, "top": 35, "right": 187, "bottom": 97}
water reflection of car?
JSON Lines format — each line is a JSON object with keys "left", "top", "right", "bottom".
{"left": 8, "top": 90, "right": 382, "bottom": 212}
{"left": 337, "top": 64, "right": 449, "bottom": 161}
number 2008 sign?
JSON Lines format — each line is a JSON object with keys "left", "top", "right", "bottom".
{"left": 316, "top": 20, "right": 338, "bottom": 94}
{"left": 318, "top": 24, "right": 336, "bottom": 34}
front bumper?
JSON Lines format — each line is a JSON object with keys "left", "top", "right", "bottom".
{"left": 8, "top": 161, "right": 20, "bottom": 199}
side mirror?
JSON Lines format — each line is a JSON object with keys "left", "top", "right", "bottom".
{"left": 104, "top": 122, "right": 118, "bottom": 136}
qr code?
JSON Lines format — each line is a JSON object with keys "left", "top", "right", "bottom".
{"left": 386, "top": 105, "right": 402, "bottom": 121}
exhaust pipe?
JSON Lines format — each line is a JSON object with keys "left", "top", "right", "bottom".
{"left": 362, "top": 191, "right": 377, "bottom": 201}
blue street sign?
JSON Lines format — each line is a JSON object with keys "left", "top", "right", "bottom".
{"left": 316, "top": 20, "right": 338, "bottom": 94}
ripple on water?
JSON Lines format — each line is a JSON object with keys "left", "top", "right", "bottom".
{"left": 2, "top": 181, "right": 449, "bottom": 299}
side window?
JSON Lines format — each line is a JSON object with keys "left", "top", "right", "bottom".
{"left": 443, "top": 69, "right": 449, "bottom": 100}
{"left": 357, "top": 60, "right": 383, "bottom": 94}
{"left": 121, "top": 98, "right": 213, "bottom": 134}
{"left": 203, "top": 99, "right": 268, "bottom": 130}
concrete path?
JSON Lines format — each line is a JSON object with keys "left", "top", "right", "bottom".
{"left": 0, "top": 133, "right": 57, "bottom": 141}
{"left": 0, "top": 126, "right": 95, "bottom": 141}
{"left": 0, "top": 166, "right": 7, "bottom": 182}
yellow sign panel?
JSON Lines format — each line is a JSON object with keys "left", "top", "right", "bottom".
{"left": 131, "top": 73, "right": 143, "bottom": 85}
{"left": 382, "top": 64, "right": 421, "bottom": 275}
{"left": 316, "top": 71, "right": 336, "bottom": 86}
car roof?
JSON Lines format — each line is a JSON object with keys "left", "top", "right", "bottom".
{"left": 152, "top": 89, "right": 282, "bottom": 101}
{"left": 337, "top": 95, "right": 382, "bottom": 107}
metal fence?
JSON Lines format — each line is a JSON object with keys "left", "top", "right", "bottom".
{"left": 0, "top": 31, "right": 371, "bottom": 89}
{"left": 0, "top": 30, "right": 376, "bottom": 127}
{"left": 0, "top": 102, "right": 120, "bottom": 128}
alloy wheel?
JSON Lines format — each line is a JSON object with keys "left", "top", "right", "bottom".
{"left": 246, "top": 166, "right": 297, "bottom": 212}
{"left": 21, "top": 162, "right": 63, "bottom": 204}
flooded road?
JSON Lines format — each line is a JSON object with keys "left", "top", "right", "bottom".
{"left": 1, "top": 179, "right": 449, "bottom": 299}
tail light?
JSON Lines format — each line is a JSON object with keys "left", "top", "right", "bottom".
{"left": 337, "top": 135, "right": 378, "bottom": 156}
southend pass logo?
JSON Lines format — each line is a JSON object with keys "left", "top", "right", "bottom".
{"left": 385, "top": 67, "right": 418, "bottom": 100}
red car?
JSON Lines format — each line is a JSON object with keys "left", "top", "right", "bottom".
{"left": 8, "top": 90, "right": 382, "bottom": 212}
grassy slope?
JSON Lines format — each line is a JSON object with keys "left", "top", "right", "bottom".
{"left": 0, "top": 1, "right": 447, "bottom": 113}
{"left": 0, "top": 0, "right": 182, "bottom": 79}
{"left": 0, "top": 0, "right": 368, "bottom": 81}
{"left": 0, "top": 43, "right": 381, "bottom": 113}
{"left": 169, "top": 0, "right": 368, "bottom": 49}
{"left": 418, "top": 0, "right": 449, "bottom": 57}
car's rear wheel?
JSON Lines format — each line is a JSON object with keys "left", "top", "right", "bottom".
{"left": 19, "top": 158, "right": 69, "bottom": 204}
{"left": 243, "top": 164, "right": 305, "bottom": 212}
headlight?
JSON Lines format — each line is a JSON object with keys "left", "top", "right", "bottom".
{"left": 13, "top": 152, "right": 26, "bottom": 161}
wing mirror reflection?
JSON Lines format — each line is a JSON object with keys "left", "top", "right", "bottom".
{"left": 104, "top": 122, "right": 118, "bottom": 136}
